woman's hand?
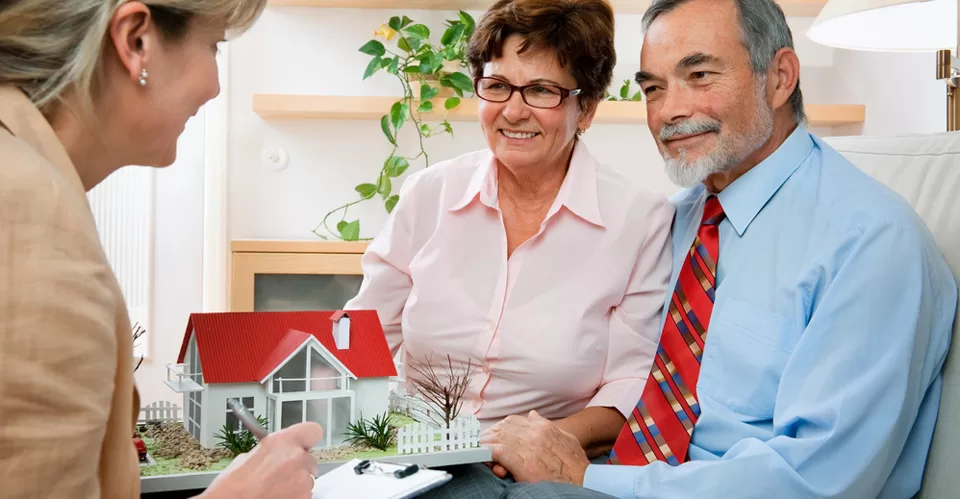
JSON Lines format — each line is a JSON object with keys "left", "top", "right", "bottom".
{"left": 200, "top": 422, "right": 324, "bottom": 499}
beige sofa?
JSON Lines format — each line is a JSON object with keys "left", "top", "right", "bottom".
{"left": 824, "top": 131, "right": 960, "bottom": 498}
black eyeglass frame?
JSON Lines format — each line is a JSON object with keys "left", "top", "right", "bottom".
{"left": 473, "top": 76, "right": 583, "bottom": 109}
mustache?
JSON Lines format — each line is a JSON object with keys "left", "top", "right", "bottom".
{"left": 660, "top": 120, "right": 721, "bottom": 142}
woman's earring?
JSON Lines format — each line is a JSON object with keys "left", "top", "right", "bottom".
{"left": 138, "top": 68, "right": 148, "bottom": 87}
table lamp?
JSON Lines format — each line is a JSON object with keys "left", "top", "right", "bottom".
{"left": 807, "top": 0, "right": 960, "bottom": 130}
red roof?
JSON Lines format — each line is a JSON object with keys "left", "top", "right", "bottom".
{"left": 176, "top": 311, "right": 397, "bottom": 384}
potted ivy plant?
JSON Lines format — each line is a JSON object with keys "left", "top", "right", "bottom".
{"left": 314, "top": 12, "right": 477, "bottom": 241}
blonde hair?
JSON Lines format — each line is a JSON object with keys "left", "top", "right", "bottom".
{"left": 0, "top": 0, "right": 266, "bottom": 113}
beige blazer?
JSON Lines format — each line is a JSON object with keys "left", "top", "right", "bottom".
{"left": 0, "top": 85, "right": 141, "bottom": 498}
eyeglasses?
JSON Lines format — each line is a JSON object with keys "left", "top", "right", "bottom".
{"left": 474, "top": 77, "right": 582, "bottom": 109}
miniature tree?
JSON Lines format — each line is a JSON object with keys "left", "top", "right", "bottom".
{"left": 407, "top": 353, "right": 474, "bottom": 428}
{"left": 132, "top": 322, "right": 146, "bottom": 372}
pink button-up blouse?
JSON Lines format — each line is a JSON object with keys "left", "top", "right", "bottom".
{"left": 344, "top": 141, "right": 674, "bottom": 428}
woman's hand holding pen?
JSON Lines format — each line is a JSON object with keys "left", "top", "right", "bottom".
{"left": 199, "top": 421, "right": 325, "bottom": 499}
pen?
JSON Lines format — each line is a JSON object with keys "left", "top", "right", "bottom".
{"left": 227, "top": 399, "right": 323, "bottom": 477}
{"left": 227, "top": 399, "right": 268, "bottom": 439}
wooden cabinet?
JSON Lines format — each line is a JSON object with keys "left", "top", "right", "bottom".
{"left": 230, "top": 240, "right": 369, "bottom": 312}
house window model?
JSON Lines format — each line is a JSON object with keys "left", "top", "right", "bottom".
{"left": 168, "top": 310, "right": 397, "bottom": 450}
{"left": 226, "top": 397, "right": 255, "bottom": 433}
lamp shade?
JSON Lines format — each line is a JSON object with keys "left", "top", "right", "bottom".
{"left": 807, "top": 0, "right": 957, "bottom": 52}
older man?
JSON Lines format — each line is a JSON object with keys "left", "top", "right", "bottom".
{"left": 481, "top": 0, "right": 958, "bottom": 498}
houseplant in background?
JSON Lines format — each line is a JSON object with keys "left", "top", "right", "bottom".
{"left": 314, "top": 12, "right": 477, "bottom": 241}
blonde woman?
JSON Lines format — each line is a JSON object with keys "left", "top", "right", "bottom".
{"left": 0, "top": 2, "right": 322, "bottom": 498}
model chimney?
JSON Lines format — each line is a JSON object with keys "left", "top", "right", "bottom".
{"left": 331, "top": 310, "right": 350, "bottom": 350}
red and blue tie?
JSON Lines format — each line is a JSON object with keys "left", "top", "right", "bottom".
{"left": 609, "top": 196, "right": 725, "bottom": 466}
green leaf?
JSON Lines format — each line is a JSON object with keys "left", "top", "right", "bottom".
{"left": 340, "top": 220, "right": 361, "bottom": 241}
{"left": 445, "top": 97, "right": 461, "bottom": 110}
{"left": 389, "top": 16, "right": 402, "bottom": 31}
{"left": 620, "top": 81, "right": 629, "bottom": 99}
{"left": 441, "top": 121, "right": 453, "bottom": 136}
{"left": 401, "top": 16, "right": 414, "bottom": 28}
{"left": 459, "top": 11, "right": 475, "bottom": 33}
{"left": 441, "top": 23, "right": 465, "bottom": 46}
{"left": 404, "top": 24, "right": 430, "bottom": 39}
{"left": 390, "top": 101, "right": 408, "bottom": 131}
{"left": 337, "top": 220, "right": 348, "bottom": 232}
{"left": 388, "top": 57, "right": 399, "bottom": 75}
{"left": 385, "top": 195, "right": 400, "bottom": 213}
{"left": 420, "top": 123, "right": 431, "bottom": 136}
{"left": 380, "top": 115, "right": 395, "bottom": 145}
{"left": 380, "top": 57, "right": 393, "bottom": 69}
{"left": 409, "top": 37, "right": 423, "bottom": 51}
{"left": 363, "top": 56, "right": 382, "bottom": 80}
{"left": 444, "top": 72, "right": 474, "bottom": 93}
{"left": 420, "top": 84, "right": 440, "bottom": 101}
{"left": 379, "top": 176, "right": 392, "bottom": 200}
{"left": 355, "top": 183, "right": 378, "bottom": 199}
{"left": 631, "top": 90, "right": 643, "bottom": 101}
{"left": 397, "top": 37, "right": 412, "bottom": 53}
{"left": 403, "top": 65, "right": 421, "bottom": 74}
{"left": 385, "top": 156, "right": 409, "bottom": 177}
{"left": 359, "top": 40, "right": 386, "bottom": 57}
{"left": 418, "top": 100, "right": 434, "bottom": 113}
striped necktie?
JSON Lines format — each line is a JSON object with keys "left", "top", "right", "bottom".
{"left": 609, "top": 195, "right": 725, "bottom": 466}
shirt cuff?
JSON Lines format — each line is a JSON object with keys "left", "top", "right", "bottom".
{"left": 583, "top": 463, "right": 638, "bottom": 499}
{"left": 586, "top": 378, "right": 645, "bottom": 420}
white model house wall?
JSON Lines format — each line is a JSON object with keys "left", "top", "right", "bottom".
{"left": 201, "top": 383, "right": 266, "bottom": 449}
{"left": 353, "top": 377, "right": 390, "bottom": 421}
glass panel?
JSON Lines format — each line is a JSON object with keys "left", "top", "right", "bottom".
{"left": 254, "top": 274, "right": 363, "bottom": 312}
{"left": 310, "top": 348, "right": 340, "bottom": 391}
{"left": 273, "top": 348, "right": 307, "bottom": 393}
{"left": 306, "top": 399, "right": 330, "bottom": 447}
{"left": 330, "top": 396, "right": 352, "bottom": 447}
{"left": 225, "top": 397, "right": 256, "bottom": 432}
{"left": 281, "top": 400, "right": 303, "bottom": 429}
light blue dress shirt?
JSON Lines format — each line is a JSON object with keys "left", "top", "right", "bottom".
{"left": 583, "top": 126, "right": 958, "bottom": 498}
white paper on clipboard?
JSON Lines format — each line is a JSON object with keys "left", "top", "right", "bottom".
{"left": 312, "top": 459, "right": 452, "bottom": 499}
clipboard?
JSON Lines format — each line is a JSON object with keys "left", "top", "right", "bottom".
{"left": 312, "top": 458, "right": 452, "bottom": 499}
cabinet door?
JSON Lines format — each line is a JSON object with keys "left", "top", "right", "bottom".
{"left": 231, "top": 251, "right": 364, "bottom": 312}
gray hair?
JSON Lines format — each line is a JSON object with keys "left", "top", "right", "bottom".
{"left": 0, "top": 0, "right": 266, "bottom": 115}
{"left": 642, "top": 0, "right": 807, "bottom": 125}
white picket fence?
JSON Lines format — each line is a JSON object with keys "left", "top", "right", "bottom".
{"left": 389, "top": 389, "right": 445, "bottom": 427}
{"left": 138, "top": 401, "right": 182, "bottom": 424}
{"left": 397, "top": 416, "right": 480, "bottom": 455}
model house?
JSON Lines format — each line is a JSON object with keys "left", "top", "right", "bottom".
{"left": 165, "top": 310, "right": 397, "bottom": 449}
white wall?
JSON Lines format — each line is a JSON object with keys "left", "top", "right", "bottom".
{"left": 134, "top": 110, "right": 206, "bottom": 410}
{"left": 225, "top": 8, "right": 946, "bottom": 242}
{"left": 355, "top": 378, "right": 391, "bottom": 420}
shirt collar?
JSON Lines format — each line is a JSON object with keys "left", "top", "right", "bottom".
{"left": 0, "top": 85, "right": 85, "bottom": 194}
{"left": 449, "top": 140, "right": 605, "bottom": 228}
{"left": 717, "top": 125, "right": 814, "bottom": 236}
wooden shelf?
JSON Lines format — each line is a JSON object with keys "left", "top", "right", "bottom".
{"left": 232, "top": 239, "right": 368, "bottom": 254}
{"left": 253, "top": 94, "right": 866, "bottom": 127}
{"left": 267, "top": 0, "right": 826, "bottom": 17}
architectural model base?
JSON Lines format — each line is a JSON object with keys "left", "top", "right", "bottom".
{"left": 140, "top": 446, "right": 492, "bottom": 494}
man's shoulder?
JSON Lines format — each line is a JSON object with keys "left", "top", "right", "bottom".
{"left": 809, "top": 136, "right": 933, "bottom": 239}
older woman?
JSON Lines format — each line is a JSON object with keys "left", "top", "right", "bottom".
{"left": 345, "top": 0, "right": 673, "bottom": 494}
{"left": 0, "top": 2, "right": 322, "bottom": 498}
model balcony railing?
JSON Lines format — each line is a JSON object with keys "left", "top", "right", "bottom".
{"left": 164, "top": 363, "right": 203, "bottom": 393}
{"left": 272, "top": 375, "right": 350, "bottom": 394}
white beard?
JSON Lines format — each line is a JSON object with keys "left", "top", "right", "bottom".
{"left": 661, "top": 81, "right": 775, "bottom": 189}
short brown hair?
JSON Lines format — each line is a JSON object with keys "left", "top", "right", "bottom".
{"left": 467, "top": 0, "right": 616, "bottom": 108}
